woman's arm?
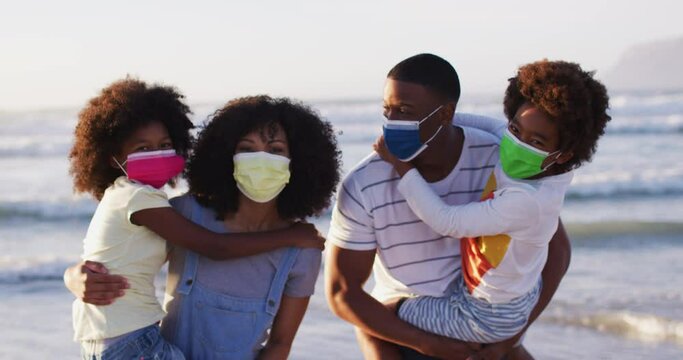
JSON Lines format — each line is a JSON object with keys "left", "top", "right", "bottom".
{"left": 131, "top": 207, "right": 324, "bottom": 260}
{"left": 257, "top": 295, "right": 310, "bottom": 360}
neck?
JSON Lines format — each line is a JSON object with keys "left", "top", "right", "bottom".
{"left": 224, "top": 195, "right": 289, "bottom": 232}
{"left": 412, "top": 125, "right": 464, "bottom": 182}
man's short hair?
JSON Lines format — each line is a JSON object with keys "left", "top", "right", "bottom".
{"left": 387, "top": 53, "right": 461, "bottom": 102}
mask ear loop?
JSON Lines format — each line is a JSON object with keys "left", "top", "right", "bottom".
{"left": 418, "top": 105, "right": 444, "bottom": 125}
{"left": 112, "top": 156, "right": 128, "bottom": 177}
{"left": 541, "top": 151, "right": 562, "bottom": 172}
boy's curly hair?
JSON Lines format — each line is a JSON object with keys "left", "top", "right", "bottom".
{"left": 69, "top": 78, "right": 194, "bottom": 200}
{"left": 187, "top": 95, "right": 342, "bottom": 221}
{"left": 504, "top": 60, "right": 611, "bottom": 172}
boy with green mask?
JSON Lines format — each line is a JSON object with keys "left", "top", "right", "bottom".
{"left": 373, "top": 60, "right": 611, "bottom": 346}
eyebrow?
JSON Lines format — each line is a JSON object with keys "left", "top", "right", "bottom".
{"left": 237, "top": 138, "right": 288, "bottom": 144}
{"left": 383, "top": 101, "right": 415, "bottom": 108}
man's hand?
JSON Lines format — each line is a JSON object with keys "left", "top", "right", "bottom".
{"left": 419, "top": 335, "right": 481, "bottom": 360}
{"left": 287, "top": 222, "right": 325, "bottom": 250}
{"left": 466, "top": 337, "right": 517, "bottom": 360}
{"left": 63, "top": 260, "right": 128, "bottom": 305}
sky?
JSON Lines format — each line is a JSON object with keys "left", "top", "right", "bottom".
{"left": 1, "top": 0, "right": 682, "bottom": 111}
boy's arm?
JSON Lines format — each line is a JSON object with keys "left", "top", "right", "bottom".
{"left": 257, "top": 295, "right": 310, "bottom": 360}
{"left": 453, "top": 113, "right": 506, "bottom": 139}
{"left": 469, "top": 220, "right": 571, "bottom": 359}
{"left": 131, "top": 207, "right": 324, "bottom": 260}
{"left": 397, "top": 168, "right": 539, "bottom": 238}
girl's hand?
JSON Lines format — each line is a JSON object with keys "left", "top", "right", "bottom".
{"left": 373, "top": 136, "right": 415, "bottom": 177}
{"left": 287, "top": 222, "right": 325, "bottom": 250}
{"left": 63, "top": 261, "right": 129, "bottom": 305}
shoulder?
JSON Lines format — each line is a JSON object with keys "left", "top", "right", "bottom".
{"left": 295, "top": 248, "right": 322, "bottom": 268}
{"left": 340, "top": 152, "right": 396, "bottom": 195}
{"left": 169, "top": 192, "right": 194, "bottom": 211}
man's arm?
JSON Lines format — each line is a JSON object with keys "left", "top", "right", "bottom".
{"left": 63, "top": 261, "right": 127, "bottom": 305}
{"left": 469, "top": 220, "right": 571, "bottom": 360}
{"left": 325, "top": 245, "right": 476, "bottom": 359}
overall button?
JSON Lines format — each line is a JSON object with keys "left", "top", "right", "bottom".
{"left": 268, "top": 299, "right": 276, "bottom": 307}
{"left": 185, "top": 279, "right": 193, "bottom": 285}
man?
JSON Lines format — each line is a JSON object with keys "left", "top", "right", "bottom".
{"left": 325, "top": 53, "right": 571, "bottom": 359}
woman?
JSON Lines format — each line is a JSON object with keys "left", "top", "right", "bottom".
{"left": 65, "top": 95, "right": 342, "bottom": 359}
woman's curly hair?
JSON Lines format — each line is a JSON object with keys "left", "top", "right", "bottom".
{"left": 69, "top": 78, "right": 194, "bottom": 200}
{"left": 187, "top": 95, "right": 342, "bottom": 221}
{"left": 504, "top": 60, "right": 611, "bottom": 172}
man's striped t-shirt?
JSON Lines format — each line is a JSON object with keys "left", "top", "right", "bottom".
{"left": 328, "top": 123, "right": 500, "bottom": 301}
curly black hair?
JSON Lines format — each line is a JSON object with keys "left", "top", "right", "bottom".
{"left": 504, "top": 60, "right": 611, "bottom": 173}
{"left": 69, "top": 77, "right": 194, "bottom": 200}
{"left": 187, "top": 95, "right": 342, "bottom": 221}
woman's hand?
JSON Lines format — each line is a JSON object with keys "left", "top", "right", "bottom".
{"left": 285, "top": 222, "right": 325, "bottom": 250}
{"left": 63, "top": 261, "right": 128, "bottom": 305}
{"left": 373, "top": 136, "right": 414, "bottom": 177}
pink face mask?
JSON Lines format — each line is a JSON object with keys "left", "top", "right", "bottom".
{"left": 113, "top": 149, "right": 185, "bottom": 189}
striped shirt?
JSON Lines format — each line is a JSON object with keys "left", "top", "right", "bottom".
{"left": 328, "top": 121, "right": 499, "bottom": 301}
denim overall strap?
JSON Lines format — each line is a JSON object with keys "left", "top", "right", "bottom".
{"left": 264, "top": 247, "right": 301, "bottom": 316}
{"left": 175, "top": 199, "right": 202, "bottom": 296}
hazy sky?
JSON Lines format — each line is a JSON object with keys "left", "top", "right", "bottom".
{"left": 1, "top": 0, "right": 682, "bottom": 111}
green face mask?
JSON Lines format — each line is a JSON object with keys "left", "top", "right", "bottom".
{"left": 499, "top": 128, "right": 561, "bottom": 179}
{"left": 233, "top": 151, "right": 291, "bottom": 203}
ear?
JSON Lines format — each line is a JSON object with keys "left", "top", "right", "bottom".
{"left": 555, "top": 151, "right": 574, "bottom": 165}
{"left": 440, "top": 102, "right": 457, "bottom": 126}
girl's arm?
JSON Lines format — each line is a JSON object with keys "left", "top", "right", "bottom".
{"left": 397, "top": 169, "right": 538, "bottom": 238}
{"left": 257, "top": 295, "right": 310, "bottom": 360}
{"left": 453, "top": 113, "right": 506, "bottom": 140}
{"left": 131, "top": 208, "right": 324, "bottom": 261}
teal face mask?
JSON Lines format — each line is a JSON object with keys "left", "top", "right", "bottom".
{"left": 499, "top": 128, "right": 561, "bottom": 179}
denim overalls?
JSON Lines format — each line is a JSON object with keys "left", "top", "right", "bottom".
{"left": 163, "top": 200, "right": 300, "bottom": 359}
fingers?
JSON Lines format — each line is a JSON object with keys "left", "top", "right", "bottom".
{"left": 83, "top": 260, "right": 109, "bottom": 274}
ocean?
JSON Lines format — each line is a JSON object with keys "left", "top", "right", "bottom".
{"left": 1, "top": 91, "right": 682, "bottom": 359}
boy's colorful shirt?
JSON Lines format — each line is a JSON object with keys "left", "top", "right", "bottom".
{"left": 461, "top": 173, "right": 512, "bottom": 293}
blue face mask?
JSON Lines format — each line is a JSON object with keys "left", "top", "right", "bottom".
{"left": 382, "top": 105, "right": 444, "bottom": 162}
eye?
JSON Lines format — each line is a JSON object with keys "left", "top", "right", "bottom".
{"left": 508, "top": 124, "right": 519, "bottom": 134}
{"left": 136, "top": 146, "right": 150, "bottom": 152}
{"left": 269, "top": 146, "right": 286, "bottom": 154}
{"left": 160, "top": 142, "right": 173, "bottom": 149}
{"left": 530, "top": 139, "right": 545, "bottom": 147}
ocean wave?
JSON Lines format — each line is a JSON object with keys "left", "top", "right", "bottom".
{"left": 565, "top": 185, "right": 683, "bottom": 201}
{"left": 0, "top": 200, "right": 96, "bottom": 221}
{"left": 543, "top": 310, "right": 683, "bottom": 345}
{"left": 0, "top": 256, "right": 74, "bottom": 284}
{"left": 564, "top": 221, "right": 683, "bottom": 238}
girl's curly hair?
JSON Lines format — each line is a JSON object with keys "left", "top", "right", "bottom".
{"left": 69, "top": 78, "right": 194, "bottom": 200}
{"left": 504, "top": 60, "right": 611, "bottom": 172}
{"left": 187, "top": 95, "right": 342, "bottom": 221}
